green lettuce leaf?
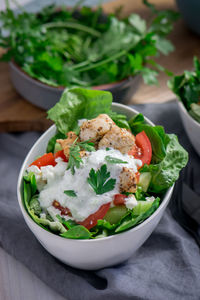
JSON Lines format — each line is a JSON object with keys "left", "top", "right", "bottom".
{"left": 60, "top": 225, "right": 91, "bottom": 239}
{"left": 23, "top": 179, "right": 66, "bottom": 234}
{"left": 115, "top": 197, "right": 160, "bottom": 233}
{"left": 46, "top": 131, "right": 66, "bottom": 153}
{"left": 141, "top": 134, "right": 188, "bottom": 193}
{"left": 47, "top": 88, "right": 112, "bottom": 134}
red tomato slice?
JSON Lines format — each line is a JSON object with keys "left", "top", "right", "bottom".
{"left": 29, "top": 153, "right": 56, "bottom": 168}
{"left": 54, "top": 150, "right": 68, "bottom": 162}
{"left": 53, "top": 200, "right": 70, "bottom": 216}
{"left": 113, "top": 194, "right": 126, "bottom": 206}
{"left": 78, "top": 203, "right": 111, "bottom": 230}
{"left": 128, "top": 131, "right": 152, "bottom": 167}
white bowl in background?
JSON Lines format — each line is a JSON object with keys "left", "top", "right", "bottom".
{"left": 177, "top": 100, "right": 200, "bottom": 156}
{"left": 17, "top": 103, "right": 174, "bottom": 270}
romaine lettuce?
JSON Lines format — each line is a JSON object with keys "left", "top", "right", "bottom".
{"left": 141, "top": 134, "right": 188, "bottom": 193}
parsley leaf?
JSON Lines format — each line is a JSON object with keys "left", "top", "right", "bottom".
{"left": 105, "top": 156, "right": 128, "bottom": 164}
{"left": 67, "top": 139, "right": 95, "bottom": 175}
{"left": 87, "top": 164, "right": 116, "bottom": 195}
{"left": 64, "top": 190, "right": 77, "bottom": 197}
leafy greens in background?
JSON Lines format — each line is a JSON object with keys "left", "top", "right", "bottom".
{"left": 0, "top": 1, "right": 178, "bottom": 88}
{"left": 168, "top": 56, "right": 200, "bottom": 123}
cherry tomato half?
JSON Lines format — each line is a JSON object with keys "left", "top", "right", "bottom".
{"left": 113, "top": 194, "right": 126, "bottom": 206}
{"left": 29, "top": 153, "right": 56, "bottom": 168}
{"left": 78, "top": 203, "right": 111, "bottom": 230}
{"left": 128, "top": 131, "right": 152, "bottom": 167}
{"left": 54, "top": 150, "right": 68, "bottom": 162}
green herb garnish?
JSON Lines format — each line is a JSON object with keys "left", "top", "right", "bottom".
{"left": 64, "top": 190, "right": 77, "bottom": 197}
{"left": 87, "top": 164, "right": 116, "bottom": 195}
{"left": 67, "top": 139, "right": 95, "bottom": 175}
{"left": 105, "top": 155, "right": 128, "bottom": 164}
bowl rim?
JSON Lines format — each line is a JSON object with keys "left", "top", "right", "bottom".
{"left": 9, "top": 61, "right": 136, "bottom": 92}
{"left": 177, "top": 99, "right": 200, "bottom": 128}
{"left": 17, "top": 102, "right": 174, "bottom": 243}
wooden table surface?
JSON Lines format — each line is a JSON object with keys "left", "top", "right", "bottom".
{"left": 0, "top": 0, "right": 200, "bottom": 132}
{"left": 0, "top": 0, "right": 199, "bottom": 299}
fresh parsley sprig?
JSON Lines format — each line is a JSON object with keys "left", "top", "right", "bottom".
{"left": 67, "top": 139, "right": 95, "bottom": 175}
{"left": 87, "top": 164, "right": 116, "bottom": 195}
{"left": 105, "top": 155, "right": 128, "bottom": 164}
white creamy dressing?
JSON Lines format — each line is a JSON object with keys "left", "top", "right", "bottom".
{"left": 27, "top": 149, "right": 142, "bottom": 222}
{"left": 125, "top": 194, "right": 138, "bottom": 209}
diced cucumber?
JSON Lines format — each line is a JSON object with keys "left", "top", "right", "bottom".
{"left": 54, "top": 142, "right": 62, "bottom": 153}
{"left": 104, "top": 206, "right": 127, "bottom": 225}
{"left": 138, "top": 172, "right": 151, "bottom": 192}
{"left": 133, "top": 200, "right": 154, "bottom": 216}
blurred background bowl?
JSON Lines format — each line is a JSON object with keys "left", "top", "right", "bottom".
{"left": 9, "top": 61, "right": 141, "bottom": 110}
{"left": 176, "top": 0, "right": 200, "bottom": 35}
{"left": 177, "top": 100, "right": 200, "bottom": 156}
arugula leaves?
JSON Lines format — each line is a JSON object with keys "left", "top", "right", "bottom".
{"left": 168, "top": 56, "right": 200, "bottom": 123}
{"left": 105, "top": 155, "right": 127, "bottom": 164}
{"left": 67, "top": 138, "right": 95, "bottom": 175}
{"left": 87, "top": 164, "right": 116, "bottom": 195}
{"left": 0, "top": 2, "right": 178, "bottom": 88}
{"left": 64, "top": 190, "right": 77, "bottom": 197}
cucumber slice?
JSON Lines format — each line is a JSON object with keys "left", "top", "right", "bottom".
{"left": 104, "top": 206, "right": 127, "bottom": 225}
{"left": 54, "top": 142, "right": 62, "bottom": 153}
{"left": 133, "top": 200, "right": 154, "bottom": 215}
{"left": 138, "top": 172, "right": 151, "bottom": 192}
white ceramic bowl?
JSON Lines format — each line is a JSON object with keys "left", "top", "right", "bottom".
{"left": 177, "top": 100, "right": 200, "bottom": 156}
{"left": 17, "top": 103, "right": 174, "bottom": 270}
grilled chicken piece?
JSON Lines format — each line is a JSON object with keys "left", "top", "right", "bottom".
{"left": 57, "top": 131, "right": 78, "bottom": 158}
{"left": 98, "top": 126, "right": 135, "bottom": 154}
{"left": 119, "top": 167, "right": 138, "bottom": 193}
{"left": 79, "top": 114, "right": 114, "bottom": 143}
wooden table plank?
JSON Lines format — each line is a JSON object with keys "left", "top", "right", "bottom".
{"left": 0, "top": 247, "right": 66, "bottom": 300}
{"left": 0, "top": 0, "right": 199, "bottom": 131}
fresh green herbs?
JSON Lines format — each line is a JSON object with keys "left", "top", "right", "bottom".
{"left": 0, "top": 2, "right": 178, "bottom": 87}
{"left": 87, "top": 164, "right": 116, "bottom": 195}
{"left": 168, "top": 56, "right": 200, "bottom": 123}
{"left": 64, "top": 190, "right": 77, "bottom": 197}
{"left": 105, "top": 155, "right": 127, "bottom": 164}
{"left": 67, "top": 138, "right": 95, "bottom": 175}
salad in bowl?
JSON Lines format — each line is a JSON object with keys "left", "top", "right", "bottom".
{"left": 21, "top": 88, "right": 188, "bottom": 241}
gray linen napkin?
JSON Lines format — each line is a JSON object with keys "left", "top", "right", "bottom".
{"left": 0, "top": 101, "right": 200, "bottom": 300}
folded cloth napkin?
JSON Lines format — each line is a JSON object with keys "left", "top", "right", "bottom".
{"left": 0, "top": 101, "right": 200, "bottom": 300}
